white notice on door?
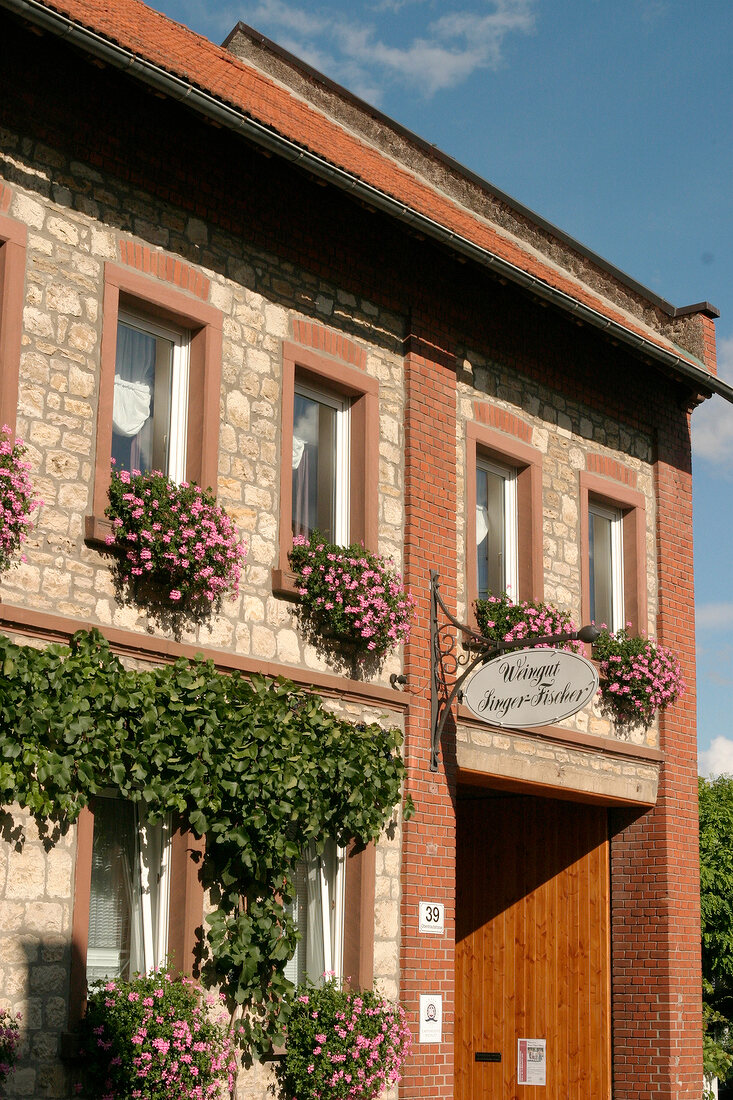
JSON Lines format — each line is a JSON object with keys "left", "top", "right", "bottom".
{"left": 517, "top": 1038, "right": 546, "bottom": 1085}
{"left": 419, "top": 994, "right": 442, "bottom": 1044}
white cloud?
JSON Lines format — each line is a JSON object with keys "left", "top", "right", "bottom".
{"left": 638, "top": 0, "right": 668, "bottom": 24}
{"left": 692, "top": 334, "right": 733, "bottom": 475}
{"left": 697, "top": 601, "right": 733, "bottom": 631}
{"left": 229, "top": 0, "right": 537, "bottom": 102}
{"left": 699, "top": 735, "right": 733, "bottom": 777}
{"left": 371, "top": 0, "right": 432, "bottom": 12}
{"left": 246, "top": 0, "right": 333, "bottom": 38}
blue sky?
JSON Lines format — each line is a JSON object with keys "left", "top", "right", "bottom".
{"left": 151, "top": 0, "right": 733, "bottom": 773}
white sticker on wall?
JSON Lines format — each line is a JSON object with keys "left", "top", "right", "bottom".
{"left": 419, "top": 994, "right": 443, "bottom": 1044}
{"left": 418, "top": 901, "right": 445, "bottom": 935}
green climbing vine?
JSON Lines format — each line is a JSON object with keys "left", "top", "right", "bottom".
{"left": 0, "top": 629, "right": 411, "bottom": 1058}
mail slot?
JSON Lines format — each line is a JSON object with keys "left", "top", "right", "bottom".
{"left": 475, "top": 1052, "right": 501, "bottom": 1062}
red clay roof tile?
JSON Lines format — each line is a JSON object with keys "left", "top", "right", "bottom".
{"left": 27, "top": 0, "right": 707, "bottom": 370}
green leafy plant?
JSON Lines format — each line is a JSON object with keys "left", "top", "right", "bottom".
{"left": 276, "top": 977, "right": 411, "bottom": 1100}
{"left": 288, "top": 533, "right": 415, "bottom": 660}
{"left": 593, "top": 627, "right": 684, "bottom": 729}
{"left": 700, "top": 775, "right": 733, "bottom": 1095}
{"left": 0, "top": 426, "right": 42, "bottom": 575}
{"left": 79, "top": 969, "right": 236, "bottom": 1099}
{"left": 474, "top": 593, "right": 580, "bottom": 651}
{"left": 0, "top": 1007, "right": 21, "bottom": 1090}
{"left": 105, "top": 468, "right": 246, "bottom": 610}
{"left": 703, "top": 979, "right": 733, "bottom": 1097}
{"left": 0, "top": 629, "right": 411, "bottom": 1058}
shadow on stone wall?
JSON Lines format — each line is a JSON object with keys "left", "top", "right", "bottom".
{"left": 2, "top": 935, "right": 71, "bottom": 1099}
{"left": 0, "top": 809, "right": 74, "bottom": 1099}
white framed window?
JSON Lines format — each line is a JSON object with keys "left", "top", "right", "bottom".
{"left": 588, "top": 501, "right": 624, "bottom": 631}
{"left": 86, "top": 795, "right": 172, "bottom": 983}
{"left": 112, "top": 310, "right": 190, "bottom": 482}
{"left": 476, "top": 458, "right": 518, "bottom": 600}
{"left": 285, "top": 840, "right": 346, "bottom": 985}
{"left": 292, "top": 382, "right": 350, "bottom": 545}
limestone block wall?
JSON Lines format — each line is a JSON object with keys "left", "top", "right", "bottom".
{"left": 456, "top": 351, "right": 660, "bottom": 749}
{"left": 0, "top": 138, "right": 406, "bottom": 690}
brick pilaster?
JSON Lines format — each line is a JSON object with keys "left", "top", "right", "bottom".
{"left": 610, "top": 407, "right": 703, "bottom": 1098}
{"left": 400, "top": 333, "right": 457, "bottom": 1099}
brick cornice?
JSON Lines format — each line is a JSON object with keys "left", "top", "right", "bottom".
{"left": 118, "top": 240, "right": 210, "bottom": 301}
{"left": 586, "top": 453, "right": 638, "bottom": 487}
{"left": 291, "top": 319, "right": 366, "bottom": 369}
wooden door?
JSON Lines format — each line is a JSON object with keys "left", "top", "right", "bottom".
{"left": 455, "top": 792, "right": 610, "bottom": 1099}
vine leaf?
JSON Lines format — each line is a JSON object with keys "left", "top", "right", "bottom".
{"left": 0, "top": 629, "right": 410, "bottom": 1061}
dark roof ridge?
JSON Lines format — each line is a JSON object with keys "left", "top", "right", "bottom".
{"left": 223, "top": 20, "right": 718, "bottom": 323}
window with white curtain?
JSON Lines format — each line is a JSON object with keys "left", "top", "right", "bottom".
{"left": 476, "top": 458, "right": 518, "bottom": 600}
{"left": 86, "top": 796, "right": 171, "bottom": 983}
{"left": 588, "top": 502, "right": 624, "bottom": 631}
{"left": 111, "top": 311, "right": 190, "bottom": 482}
{"left": 284, "top": 840, "right": 346, "bottom": 986}
{"left": 292, "top": 382, "right": 350, "bottom": 546}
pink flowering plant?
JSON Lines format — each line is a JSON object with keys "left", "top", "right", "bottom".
{"left": 0, "top": 1007, "right": 21, "bottom": 1089}
{"left": 78, "top": 969, "right": 237, "bottom": 1100}
{"left": 593, "top": 627, "right": 685, "bottom": 729}
{"left": 288, "top": 534, "right": 415, "bottom": 660}
{"left": 474, "top": 593, "right": 582, "bottom": 652}
{"left": 0, "top": 426, "right": 42, "bottom": 575}
{"left": 276, "top": 977, "right": 412, "bottom": 1100}
{"left": 105, "top": 468, "right": 246, "bottom": 611}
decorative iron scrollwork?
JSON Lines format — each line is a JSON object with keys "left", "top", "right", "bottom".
{"left": 429, "top": 571, "right": 599, "bottom": 772}
{"left": 430, "top": 571, "right": 501, "bottom": 772}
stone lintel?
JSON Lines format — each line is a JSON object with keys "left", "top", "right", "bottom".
{"left": 455, "top": 725, "right": 659, "bottom": 806}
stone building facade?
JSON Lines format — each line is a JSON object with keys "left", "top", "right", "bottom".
{"left": 0, "top": 0, "right": 729, "bottom": 1097}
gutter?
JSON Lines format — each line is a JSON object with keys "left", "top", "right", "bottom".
{"left": 4, "top": 0, "right": 733, "bottom": 406}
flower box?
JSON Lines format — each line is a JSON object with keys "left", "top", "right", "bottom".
{"left": 288, "top": 534, "right": 414, "bottom": 661}
{"left": 105, "top": 468, "right": 246, "bottom": 612}
{"left": 276, "top": 977, "right": 411, "bottom": 1100}
{"left": 593, "top": 627, "right": 685, "bottom": 730}
{"left": 474, "top": 593, "right": 581, "bottom": 652}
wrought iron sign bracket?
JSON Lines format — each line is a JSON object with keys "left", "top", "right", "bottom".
{"left": 429, "top": 571, "right": 598, "bottom": 772}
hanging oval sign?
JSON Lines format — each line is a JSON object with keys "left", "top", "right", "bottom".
{"left": 463, "top": 647, "right": 599, "bottom": 729}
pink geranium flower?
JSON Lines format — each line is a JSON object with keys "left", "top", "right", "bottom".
{"left": 0, "top": 426, "right": 43, "bottom": 575}
{"left": 289, "top": 533, "right": 415, "bottom": 661}
{"left": 105, "top": 468, "right": 247, "bottom": 611}
{"left": 594, "top": 627, "right": 685, "bottom": 729}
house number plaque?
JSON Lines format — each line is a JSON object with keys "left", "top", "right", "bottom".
{"left": 419, "top": 901, "right": 445, "bottom": 935}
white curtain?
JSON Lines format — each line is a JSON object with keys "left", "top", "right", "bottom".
{"left": 112, "top": 323, "right": 156, "bottom": 472}
{"left": 86, "top": 798, "right": 169, "bottom": 983}
{"left": 292, "top": 435, "right": 313, "bottom": 539}
{"left": 284, "top": 841, "right": 344, "bottom": 986}
{"left": 305, "top": 845, "right": 327, "bottom": 981}
{"left": 476, "top": 503, "right": 489, "bottom": 546}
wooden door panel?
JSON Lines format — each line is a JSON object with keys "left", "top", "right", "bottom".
{"left": 455, "top": 794, "right": 610, "bottom": 1100}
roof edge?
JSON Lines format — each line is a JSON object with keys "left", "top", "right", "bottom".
{"left": 224, "top": 20, "right": 719, "bottom": 324}
{"left": 3, "top": 0, "right": 729, "bottom": 405}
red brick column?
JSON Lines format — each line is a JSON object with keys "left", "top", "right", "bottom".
{"left": 400, "top": 335, "right": 457, "bottom": 1099}
{"left": 610, "top": 407, "right": 702, "bottom": 1098}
